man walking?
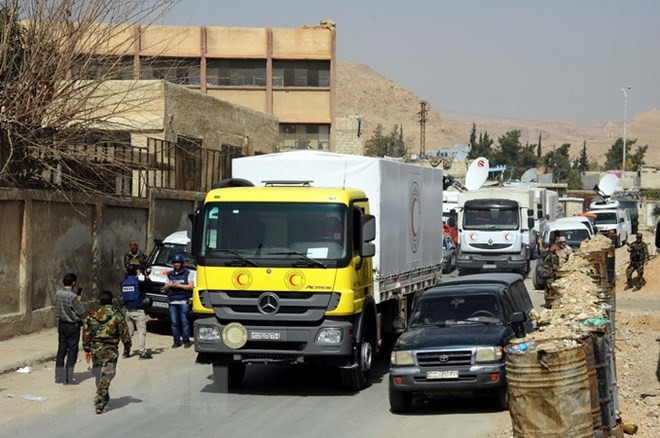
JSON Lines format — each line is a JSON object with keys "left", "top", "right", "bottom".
{"left": 82, "top": 290, "right": 132, "bottom": 414}
{"left": 626, "top": 233, "right": 649, "bottom": 291}
{"left": 121, "top": 264, "right": 153, "bottom": 359}
{"left": 542, "top": 241, "right": 560, "bottom": 307}
{"left": 164, "top": 253, "right": 194, "bottom": 348}
{"left": 54, "top": 273, "right": 87, "bottom": 384}
{"left": 123, "top": 240, "right": 147, "bottom": 272}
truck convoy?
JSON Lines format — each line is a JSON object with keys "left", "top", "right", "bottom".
{"left": 189, "top": 151, "right": 444, "bottom": 391}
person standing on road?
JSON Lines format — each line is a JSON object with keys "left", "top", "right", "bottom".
{"left": 556, "top": 236, "right": 573, "bottom": 265}
{"left": 121, "top": 264, "right": 154, "bottom": 360}
{"left": 164, "top": 253, "right": 194, "bottom": 348}
{"left": 542, "top": 242, "right": 560, "bottom": 307}
{"left": 123, "top": 240, "right": 147, "bottom": 273}
{"left": 54, "top": 273, "right": 87, "bottom": 384}
{"left": 82, "top": 290, "right": 132, "bottom": 414}
{"left": 625, "top": 233, "right": 649, "bottom": 291}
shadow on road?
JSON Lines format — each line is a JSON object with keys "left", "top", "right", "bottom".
{"left": 199, "top": 354, "right": 391, "bottom": 397}
{"left": 393, "top": 393, "right": 504, "bottom": 416}
{"left": 107, "top": 395, "right": 143, "bottom": 412}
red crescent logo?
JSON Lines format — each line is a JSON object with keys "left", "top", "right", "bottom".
{"left": 236, "top": 273, "right": 246, "bottom": 285}
{"left": 477, "top": 159, "right": 485, "bottom": 168}
{"left": 410, "top": 196, "right": 418, "bottom": 238}
{"left": 288, "top": 273, "right": 299, "bottom": 286}
{"left": 470, "top": 233, "right": 477, "bottom": 240}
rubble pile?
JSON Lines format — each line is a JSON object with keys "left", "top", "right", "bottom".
{"left": 578, "top": 233, "right": 616, "bottom": 252}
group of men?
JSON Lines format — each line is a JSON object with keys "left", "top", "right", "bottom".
{"left": 53, "top": 239, "right": 195, "bottom": 414}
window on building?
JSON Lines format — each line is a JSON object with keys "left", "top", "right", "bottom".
{"left": 206, "top": 59, "right": 267, "bottom": 87}
{"left": 140, "top": 57, "right": 200, "bottom": 85}
{"left": 279, "top": 124, "right": 330, "bottom": 151}
{"left": 272, "top": 60, "right": 330, "bottom": 87}
{"left": 71, "top": 56, "right": 134, "bottom": 80}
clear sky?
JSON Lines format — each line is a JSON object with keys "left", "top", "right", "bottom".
{"left": 161, "top": 0, "right": 659, "bottom": 125}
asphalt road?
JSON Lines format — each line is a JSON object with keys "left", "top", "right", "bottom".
{"left": 2, "top": 270, "right": 521, "bottom": 438}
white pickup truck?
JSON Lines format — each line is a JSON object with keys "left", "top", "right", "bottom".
{"left": 589, "top": 202, "right": 631, "bottom": 247}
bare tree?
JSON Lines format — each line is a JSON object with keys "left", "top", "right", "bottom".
{"left": 0, "top": 0, "right": 177, "bottom": 198}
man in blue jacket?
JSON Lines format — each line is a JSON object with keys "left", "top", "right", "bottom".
{"left": 121, "top": 263, "right": 153, "bottom": 359}
{"left": 164, "top": 253, "right": 195, "bottom": 348}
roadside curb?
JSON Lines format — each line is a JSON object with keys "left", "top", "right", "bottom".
{"left": 0, "top": 353, "right": 56, "bottom": 376}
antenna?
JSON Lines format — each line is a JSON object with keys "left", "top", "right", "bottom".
{"left": 465, "top": 157, "right": 489, "bottom": 191}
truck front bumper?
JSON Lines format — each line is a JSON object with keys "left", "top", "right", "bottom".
{"left": 457, "top": 253, "right": 527, "bottom": 272}
{"left": 194, "top": 316, "right": 356, "bottom": 364}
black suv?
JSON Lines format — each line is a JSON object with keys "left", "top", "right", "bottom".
{"left": 388, "top": 273, "right": 535, "bottom": 412}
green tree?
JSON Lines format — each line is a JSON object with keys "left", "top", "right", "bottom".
{"left": 364, "top": 124, "right": 406, "bottom": 157}
{"left": 603, "top": 137, "right": 647, "bottom": 171}
{"left": 542, "top": 143, "right": 572, "bottom": 183}
{"left": 467, "top": 124, "right": 494, "bottom": 160}
{"left": 495, "top": 130, "right": 523, "bottom": 179}
{"left": 577, "top": 141, "right": 590, "bottom": 172}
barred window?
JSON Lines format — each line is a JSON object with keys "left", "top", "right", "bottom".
{"left": 206, "top": 59, "right": 266, "bottom": 86}
{"left": 272, "top": 60, "right": 330, "bottom": 87}
{"left": 140, "top": 57, "right": 200, "bottom": 85}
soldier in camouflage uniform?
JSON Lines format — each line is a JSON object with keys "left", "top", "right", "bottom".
{"left": 82, "top": 290, "right": 132, "bottom": 414}
{"left": 625, "top": 233, "right": 649, "bottom": 291}
{"left": 542, "top": 241, "right": 560, "bottom": 307}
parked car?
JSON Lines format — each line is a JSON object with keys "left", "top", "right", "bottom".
{"left": 143, "top": 231, "right": 196, "bottom": 320}
{"left": 389, "top": 273, "right": 535, "bottom": 412}
{"left": 533, "top": 221, "right": 592, "bottom": 290}
{"left": 442, "top": 234, "right": 457, "bottom": 273}
{"left": 592, "top": 197, "right": 639, "bottom": 234}
{"left": 589, "top": 206, "right": 631, "bottom": 247}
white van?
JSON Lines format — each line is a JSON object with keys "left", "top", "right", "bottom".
{"left": 143, "top": 231, "right": 196, "bottom": 319}
{"left": 554, "top": 216, "right": 595, "bottom": 237}
{"left": 589, "top": 207, "right": 631, "bottom": 247}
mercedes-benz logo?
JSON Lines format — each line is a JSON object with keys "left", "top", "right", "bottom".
{"left": 439, "top": 354, "right": 449, "bottom": 363}
{"left": 257, "top": 292, "right": 280, "bottom": 315}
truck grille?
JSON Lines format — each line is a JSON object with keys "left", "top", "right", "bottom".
{"left": 470, "top": 243, "right": 512, "bottom": 250}
{"left": 416, "top": 350, "right": 472, "bottom": 366}
{"left": 199, "top": 290, "right": 340, "bottom": 323}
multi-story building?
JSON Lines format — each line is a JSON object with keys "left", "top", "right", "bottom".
{"left": 75, "top": 21, "right": 336, "bottom": 151}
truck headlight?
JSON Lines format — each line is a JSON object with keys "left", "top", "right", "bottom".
{"left": 316, "top": 328, "right": 343, "bottom": 345}
{"left": 391, "top": 350, "right": 414, "bottom": 366}
{"left": 198, "top": 326, "right": 221, "bottom": 341}
{"left": 457, "top": 254, "right": 471, "bottom": 261}
{"left": 476, "top": 346, "right": 503, "bottom": 363}
{"left": 510, "top": 254, "right": 525, "bottom": 261}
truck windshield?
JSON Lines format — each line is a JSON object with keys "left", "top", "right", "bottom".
{"left": 594, "top": 212, "right": 617, "bottom": 225}
{"left": 463, "top": 207, "right": 519, "bottom": 231}
{"left": 199, "top": 202, "right": 349, "bottom": 263}
{"left": 410, "top": 294, "right": 502, "bottom": 326}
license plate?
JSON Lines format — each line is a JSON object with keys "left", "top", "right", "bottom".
{"left": 250, "top": 331, "right": 282, "bottom": 341}
{"left": 426, "top": 370, "right": 459, "bottom": 380}
{"left": 482, "top": 264, "right": 497, "bottom": 269}
{"left": 152, "top": 301, "right": 168, "bottom": 308}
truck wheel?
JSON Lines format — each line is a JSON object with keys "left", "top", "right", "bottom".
{"left": 340, "top": 337, "right": 372, "bottom": 391}
{"left": 532, "top": 264, "right": 543, "bottom": 290}
{"left": 212, "top": 363, "right": 246, "bottom": 391}
{"left": 496, "top": 386, "right": 509, "bottom": 410}
{"left": 389, "top": 385, "right": 412, "bottom": 412}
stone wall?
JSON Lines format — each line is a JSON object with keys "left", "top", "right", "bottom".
{"left": 0, "top": 188, "right": 202, "bottom": 340}
{"left": 335, "top": 115, "right": 364, "bottom": 155}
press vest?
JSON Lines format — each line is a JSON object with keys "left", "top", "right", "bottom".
{"left": 167, "top": 269, "right": 190, "bottom": 302}
{"left": 121, "top": 276, "right": 142, "bottom": 310}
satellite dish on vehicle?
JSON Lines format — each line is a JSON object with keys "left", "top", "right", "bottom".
{"left": 593, "top": 173, "right": 618, "bottom": 198}
{"left": 465, "top": 157, "right": 489, "bottom": 191}
{"left": 520, "top": 168, "right": 538, "bottom": 184}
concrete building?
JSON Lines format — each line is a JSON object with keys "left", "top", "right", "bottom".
{"left": 77, "top": 21, "right": 336, "bottom": 151}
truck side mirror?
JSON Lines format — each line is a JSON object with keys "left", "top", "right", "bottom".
{"left": 189, "top": 208, "right": 202, "bottom": 257}
{"left": 448, "top": 217, "right": 456, "bottom": 228}
{"left": 359, "top": 214, "right": 376, "bottom": 257}
{"left": 527, "top": 217, "right": 535, "bottom": 229}
{"left": 511, "top": 311, "right": 528, "bottom": 338}
{"left": 655, "top": 221, "right": 660, "bottom": 249}
{"left": 527, "top": 209, "right": 534, "bottom": 217}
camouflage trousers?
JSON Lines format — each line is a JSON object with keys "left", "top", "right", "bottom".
{"left": 89, "top": 342, "right": 119, "bottom": 412}
{"left": 626, "top": 261, "right": 645, "bottom": 286}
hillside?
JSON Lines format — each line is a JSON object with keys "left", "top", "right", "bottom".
{"left": 336, "top": 61, "right": 660, "bottom": 166}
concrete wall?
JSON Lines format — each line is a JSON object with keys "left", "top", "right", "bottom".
{"left": 163, "top": 82, "right": 278, "bottom": 153}
{"left": 641, "top": 166, "right": 660, "bottom": 189}
{"left": 0, "top": 189, "right": 202, "bottom": 340}
{"left": 335, "top": 115, "right": 364, "bottom": 155}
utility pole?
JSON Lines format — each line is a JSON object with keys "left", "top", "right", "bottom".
{"left": 417, "top": 101, "right": 428, "bottom": 158}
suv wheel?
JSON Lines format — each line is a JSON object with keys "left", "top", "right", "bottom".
{"left": 496, "top": 386, "right": 509, "bottom": 410}
{"left": 389, "top": 385, "right": 412, "bottom": 412}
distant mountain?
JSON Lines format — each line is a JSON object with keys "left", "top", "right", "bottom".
{"left": 336, "top": 60, "right": 660, "bottom": 166}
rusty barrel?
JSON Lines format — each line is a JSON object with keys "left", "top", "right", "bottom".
{"left": 579, "top": 336, "right": 603, "bottom": 436}
{"left": 506, "top": 341, "right": 593, "bottom": 438}
{"left": 591, "top": 331, "right": 616, "bottom": 433}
